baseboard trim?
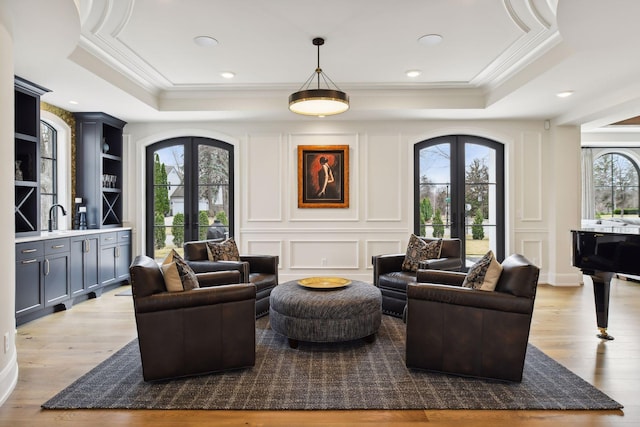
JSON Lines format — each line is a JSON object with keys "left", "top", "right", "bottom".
{"left": 0, "top": 349, "right": 18, "bottom": 406}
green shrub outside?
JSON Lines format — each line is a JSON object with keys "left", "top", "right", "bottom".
{"left": 154, "top": 211, "right": 165, "bottom": 249}
{"left": 613, "top": 208, "right": 638, "bottom": 215}
{"left": 199, "top": 210, "right": 210, "bottom": 240}
{"left": 172, "top": 213, "right": 185, "bottom": 247}
{"left": 472, "top": 208, "right": 485, "bottom": 240}
{"left": 432, "top": 209, "right": 444, "bottom": 238}
{"left": 215, "top": 211, "right": 229, "bottom": 225}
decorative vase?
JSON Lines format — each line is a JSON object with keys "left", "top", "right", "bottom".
{"left": 15, "top": 160, "right": 23, "bottom": 181}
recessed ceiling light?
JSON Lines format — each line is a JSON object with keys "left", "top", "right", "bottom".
{"left": 406, "top": 70, "right": 422, "bottom": 78}
{"left": 69, "top": 100, "right": 78, "bottom": 105}
{"left": 556, "top": 90, "right": 574, "bottom": 98}
{"left": 193, "top": 36, "right": 218, "bottom": 47}
{"left": 220, "top": 72, "right": 235, "bottom": 79}
{"left": 418, "top": 34, "right": 443, "bottom": 46}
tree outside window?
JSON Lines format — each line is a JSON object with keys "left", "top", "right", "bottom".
{"left": 593, "top": 153, "right": 640, "bottom": 218}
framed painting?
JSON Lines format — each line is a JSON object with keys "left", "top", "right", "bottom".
{"left": 297, "top": 145, "right": 349, "bottom": 208}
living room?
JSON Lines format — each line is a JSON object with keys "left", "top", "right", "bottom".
{"left": 1, "top": 1, "right": 640, "bottom": 425}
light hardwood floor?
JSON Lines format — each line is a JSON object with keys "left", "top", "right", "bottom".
{"left": 1, "top": 276, "right": 639, "bottom": 426}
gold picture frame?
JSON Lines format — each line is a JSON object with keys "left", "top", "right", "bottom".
{"left": 297, "top": 145, "right": 349, "bottom": 208}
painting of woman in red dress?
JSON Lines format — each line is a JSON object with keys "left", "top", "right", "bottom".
{"left": 297, "top": 145, "right": 349, "bottom": 208}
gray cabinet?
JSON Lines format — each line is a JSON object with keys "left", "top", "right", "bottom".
{"left": 99, "top": 232, "right": 118, "bottom": 286}
{"left": 70, "top": 234, "right": 100, "bottom": 296}
{"left": 16, "top": 228, "right": 132, "bottom": 325}
{"left": 43, "top": 238, "right": 71, "bottom": 307}
{"left": 16, "top": 239, "right": 70, "bottom": 321}
{"left": 99, "top": 230, "right": 131, "bottom": 287}
{"left": 15, "top": 241, "right": 45, "bottom": 317}
{"left": 115, "top": 230, "right": 131, "bottom": 282}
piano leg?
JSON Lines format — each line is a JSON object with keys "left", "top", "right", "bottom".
{"left": 591, "top": 271, "right": 614, "bottom": 340}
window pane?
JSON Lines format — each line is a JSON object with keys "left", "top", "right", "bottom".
{"left": 198, "top": 144, "right": 230, "bottom": 239}
{"left": 464, "top": 144, "right": 496, "bottom": 262}
{"left": 152, "top": 146, "right": 184, "bottom": 260}
{"left": 40, "top": 122, "right": 57, "bottom": 230}
{"left": 418, "top": 144, "right": 451, "bottom": 238}
{"left": 41, "top": 158, "right": 54, "bottom": 194}
{"left": 40, "top": 123, "right": 54, "bottom": 158}
{"left": 41, "top": 195, "right": 54, "bottom": 229}
{"left": 593, "top": 153, "right": 639, "bottom": 218}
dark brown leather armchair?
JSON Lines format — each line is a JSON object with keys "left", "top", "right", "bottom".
{"left": 183, "top": 239, "right": 278, "bottom": 318}
{"left": 405, "top": 253, "right": 540, "bottom": 382}
{"left": 129, "top": 255, "right": 256, "bottom": 381}
{"left": 372, "top": 238, "right": 462, "bottom": 317}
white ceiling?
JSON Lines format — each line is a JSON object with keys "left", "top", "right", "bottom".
{"left": 5, "top": 0, "right": 640, "bottom": 130}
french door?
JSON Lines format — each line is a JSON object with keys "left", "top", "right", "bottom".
{"left": 146, "top": 137, "right": 233, "bottom": 261}
{"left": 414, "top": 135, "right": 504, "bottom": 268}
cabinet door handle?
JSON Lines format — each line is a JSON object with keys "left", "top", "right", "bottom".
{"left": 44, "top": 259, "right": 50, "bottom": 276}
{"left": 21, "top": 259, "right": 38, "bottom": 264}
{"left": 52, "top": 244, "right": 65, "bottom": 249}
{"left": 84, "top": 239, "right": 91, "bottom": 253}
{"left": 115, "top": 247, "right": 120, "bottom": 258}
{"left": 21, "top": 248, "right": 37, "bottom": 254}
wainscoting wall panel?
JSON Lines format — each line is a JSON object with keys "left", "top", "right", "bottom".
{"left": 245, "top": 240, "right": 282, "bottom": 269}
{"left": 512, "top": 228, "right": 548, "bottom": 283}
{"left": 289, "top": 240, "right": 359, "bottom": 270}
{"left": 364, "top": 134, "right": 403, "bottom": 222}
{"left": 519, "top": 131, "right": 543, "bottom": 222}
{"left": 245, "top": 134, "right": 283, "bottom": 222}
{"left": 365, "top": 240, "right": 404, "bottom": 270}
{"left": 520, "top": 239, "right": 543, "bottom": 270}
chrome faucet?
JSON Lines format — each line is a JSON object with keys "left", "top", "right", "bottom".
{"left": 48, "top": 204, "right": 67, "bottom": 232}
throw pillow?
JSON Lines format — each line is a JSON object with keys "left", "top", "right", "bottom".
{"left": 401, "top": 234, "right": 443, "bottom": 272}
{"left": 206, "top": 238, "right": 240, "bottom": 262}
{"left": 462, "top": 250, "right": 503, "bottom": 291}
{"left": 161, "top": 249, "right": 199, "bottom": 291}
{"left": 160, "top": 262, "right": 184, "bottom": 292}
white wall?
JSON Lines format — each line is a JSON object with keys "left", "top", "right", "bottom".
{"left": 0, "top": 12, "right": 18, "bottom": 406}
{"left": 124, "top": 119, "right": 583, "bottom": 286}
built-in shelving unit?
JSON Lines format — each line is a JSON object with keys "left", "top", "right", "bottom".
{"left": 14, "top": 77, "right": 50, "bottom": 236}
{"left": 75, "top": 112, "right": 127, "bottom": 228}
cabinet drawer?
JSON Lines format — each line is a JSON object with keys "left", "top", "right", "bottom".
{"left": 44, "top": 238, "right": 70, "bottom": 255}
{"left": 16, "top": 242, "right": 44, "bottom": 261}
{"left": 118, "top": 231, "right": 131, "bottom": 243}
{"left": 100, "top": 232, "right": 118, "bottom": 245}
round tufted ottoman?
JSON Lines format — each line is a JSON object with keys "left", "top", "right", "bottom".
{"left": 269, "top": 280, "right": 382, "bottom": 348}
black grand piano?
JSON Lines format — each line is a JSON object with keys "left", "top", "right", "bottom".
{"left": 572, "top": 225, "right": 640, "bottom": 340}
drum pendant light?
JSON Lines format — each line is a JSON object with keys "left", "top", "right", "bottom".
{"left": 289, "top": 38, "right": 349, "bottom": 116}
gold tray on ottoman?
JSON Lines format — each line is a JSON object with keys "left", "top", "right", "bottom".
{"left": 297, "top": 277, "right": 352, "bottom": 289}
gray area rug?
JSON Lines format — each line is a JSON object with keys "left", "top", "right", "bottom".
{"left": 42, "top": 316, "right": 623, "bottom": 410}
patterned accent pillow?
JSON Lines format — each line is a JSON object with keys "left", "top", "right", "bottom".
{"left": 401, "top": 234, "right": 443, "bottom": 272}
{"left": 206, "top": 238, "right": 241, "bottom": 262}
{"left": 161, "top": 249, "right": 199, "bottom": 291}
{"left": 462, "top": 250, "right": 503, "bottom": 291}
